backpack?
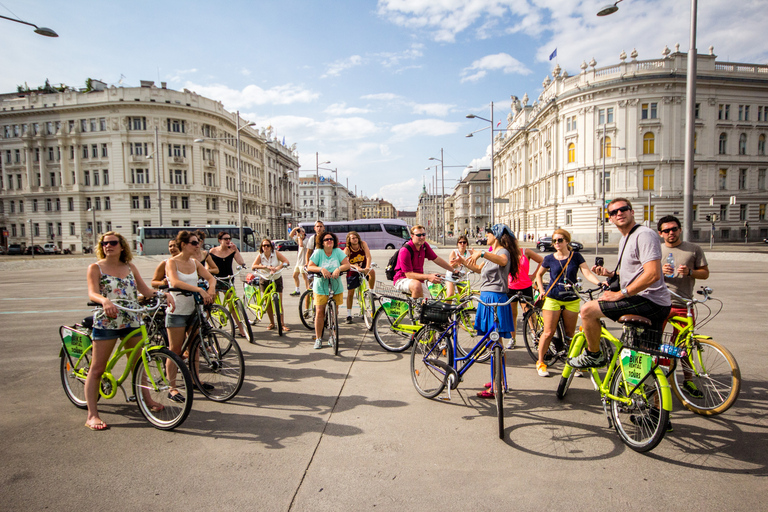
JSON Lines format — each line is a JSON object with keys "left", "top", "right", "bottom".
{"left": 385, "top": 242, "right": 414, "bottom": 281}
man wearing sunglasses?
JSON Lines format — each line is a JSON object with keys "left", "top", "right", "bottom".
{"left": 658, "top": 214, "right": 709, "bottom": 317}
{"left": 573, "top": 198, "right": 671, "bottom": 369}
{"left": 393, "top": 225, "right": 455, "bottom": 298}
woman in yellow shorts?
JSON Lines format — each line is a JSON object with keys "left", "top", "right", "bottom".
{"left": 533, "top": 229, "right": 603, "bottom": 377}
{"left": 306, "top": 231, "right": 350, "bottom": 350}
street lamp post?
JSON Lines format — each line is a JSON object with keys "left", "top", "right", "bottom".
{"left": 315, "top": 153, "right": 330, "bottom": 221}
{"left": 0, "top": 14, "right": 58, "bottom": 37}
{"left": 194, "top": 110, "right": 255, "bottom": 250}
{"left": 467, "top": 102, "right": 497, "bottom": 225}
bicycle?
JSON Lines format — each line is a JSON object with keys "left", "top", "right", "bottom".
{"left": 349, "top": 264, "right": 377, "bottom": 331}
{"left": 168, "top": 287, "right": 245, "bottom": 402}
{"left": 662, "top": 286, "right": 740, "bottom": 415}
{"left": 411, "top": 294, "right": 517, "bottom": 439}
{"left": 59, "top": 296, "right": 193, "bottom": 430}
{"left": 556, "top": 314, "right": 678, "bottom": 453}
{"left": 213, "top": 267, "right": 253, "bottom": 343}
{"left": 243, "top": 266, "right": 288, "bottom": 337}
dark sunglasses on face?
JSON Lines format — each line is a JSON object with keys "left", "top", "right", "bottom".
{"left": 660, "top": 227, "right": 679, "bottom": 234}
{"left": 262, "top": 244, "right": 272, "bottom": 248}
{"left": 608, "top": 205, "right": 632, "bottom": 217}
{"left": 457, "top": 241, "right": 467, "bottom": 244}
{"left": 413, "top": 233, "right": 426, "bottom": 238}
{"left": 221, "top": 237, "right": 231, "bottom": 241}
{"left": 189, "top": 240, "right": 200, "bottom": 246}
{"left": 552, "top": 238, "right": 565, "bottom": 243}
{"left": 101, "top": 240, "right": 119, "bottom": 247}
{"left": 323, "top": 238, "right": 334, "bottom": 242}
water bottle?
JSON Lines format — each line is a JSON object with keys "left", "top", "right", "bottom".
{"left": 665, "top": 253, "right": 675, "bottom": 278}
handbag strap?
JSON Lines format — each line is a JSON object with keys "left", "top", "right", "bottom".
{"left": 611, "top": 223, "right": 641, "bottom": 276}
{"left": 542, "top": 251, "right": 574, "bottom": 299}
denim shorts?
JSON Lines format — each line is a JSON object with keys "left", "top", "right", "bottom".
{"left": 166, "top": 313, "right": 196, "bottom": 328}
{"left": 91, "top": 326, "right": 140, "bottom": 341}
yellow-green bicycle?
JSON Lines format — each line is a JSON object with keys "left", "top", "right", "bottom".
{"left": 212, "top": 267, "right": 253, "bottom": 343}
{"left": 243, "top": 266, "right": 288, "bottom": 338}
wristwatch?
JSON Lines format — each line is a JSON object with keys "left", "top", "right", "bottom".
{"left": 480, "top": 250, "right": 486, "bottom": 259}
{"left": 621, "top": 287, "right": 630, "bottom": 298}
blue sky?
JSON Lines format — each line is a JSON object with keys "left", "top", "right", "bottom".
{"left": 2, "top": 0, "right": 766, "bottom": 210}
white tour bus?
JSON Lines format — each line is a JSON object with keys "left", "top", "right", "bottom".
{"left": 298, "top": 219, "right": 410, "bottom": 250}
{"left": 137, "top": 225, "right": 257, "bottom": 255}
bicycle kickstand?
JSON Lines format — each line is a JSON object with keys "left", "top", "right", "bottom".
{"left": 601, "top": 397, "right": 613, "bottom": 428}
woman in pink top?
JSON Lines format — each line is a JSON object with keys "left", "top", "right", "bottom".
{"left": 506, "top": 247, "right": 544, "bottom": 349}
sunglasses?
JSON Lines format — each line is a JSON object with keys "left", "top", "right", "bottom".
{"left": 262, "top": 244, "right": 272, "bottom": 248}
{"left": 101, "top": 240, "right": 119, "bottom": 247}
{"left": 457, "top": 241, "right": 468, "bottom": 244}
{"left": 660, "top": 227, "right": 679, "bottom": 234}
{"left": 413, "top": 233, "right": 426, "bottom": 238}
{"left": 323, "top": 238, "right": 334, "bottom": 242}
{"left": 189, "top": 240, "right": 200, "bottom": 246}
{"left": 608, "top": 205, "right": 632, "bottom": 217}
{"left": 221, "top": 237, "right": 231, "bottom": 241}
{"left": 552, "top": 238, "right": 566, "bottom": 243}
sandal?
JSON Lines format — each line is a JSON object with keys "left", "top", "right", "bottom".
{"left": 85, "top": 421, "right": 110, "bottom": 431}
{"left": 149, "top": 404, "right": 165, "bottom": 412}
{"left": 476, "top": 390, "right": 495, "bottom": 399}
{"left": 483, "top": 382, "right": 492, "bottom": 389}
{"left": 267, "top": 324, "right": 276, "bottom": 330}
{"left": 282, "top": 326, "right": 291, "bottom": 332}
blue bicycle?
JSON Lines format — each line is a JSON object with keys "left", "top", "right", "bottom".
{"left": 410, "top": 294, "right": 517, "bottom": 439}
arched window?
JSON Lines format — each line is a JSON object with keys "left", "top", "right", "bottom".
{"left": 600, "top": 136, "right": 612, "bottom": 158}
{"left": 759, "top": 134, "right": 766, "bottom": 156}
{"left": 567, "top": 142, "right": 575, "bottom": 163}
{"left": 719, "top": 132, "right": 727, "bottom": 155}
{"left": 643, "top": 132, "right": 655, "bottom": 154}
{"left": 739, "top": 133, "right": 747, "bottom": 155}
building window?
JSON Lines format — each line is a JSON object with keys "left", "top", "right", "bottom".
{"left": 129, "top": 117, "right": 146, "bottom": 130}
{"left": 68, "top": 197, "right": 74, "bottom": 211}
{"left": 739, "top": 133, "right": 747, "bottom": 155}
{"left": 643, "top": 169, "right": 655, "bottom": 191}
{"left": 173, "top": 169, "right": 187, "bottom": 184}
{"left": 131, "top": 168, "right": 147, "bottom": 184}
{"left": 719, "top": 169, "right": 728, "bottom": 190}
{"left": 132, "top": 221, "right": 139, "bottom": 235}
{"left": 167, "top": 119, "right": 185, "bottom": 133}
{"left": 181, "top": 196, "right": 189, "bottom": 209}
{"left": 567, "top": 143, "right": 575, "bottom": 163}
{"left": 720, "top": 204, "right": 728, "bottom": 220}
{"left": 759, "top": 204, "right": 766, "bottom": 221}
{"left": 758, "top": 135, "right": 766, "bottom": 156}
{"left": 69, "top": 222, "right": 75, "bottom": 236}
{"left": 643, "top": 132, "right": 655, "bottom": 154}
{"left": 643, "top": 205, "right": 655, "bottom": 223}
{"left": 55, "top": 198, "right": 60, "bottom": 211}
{"left": 566, "top": 115, "right": 577, "bottom": 131}
{"left": 91, "top": 144, "right": 98, "bottom": 158}
{"left": 101, "top": 143, "right": 108, "bottom": 158}
{"left": 718, "top": 104, "right": 730, "bottom": 121}
{"left": 33, "top": 223, "right": 40, "bottom": 237}
{"left": 94, "top": 197, "right": 101, "bottom": 210}
{"left": 739, "top": 105, "right": 750, "bottom": 121}
{"left": 169, "top": 144, "right": 186, "bottom": 158}
{"left": 719, "top": 133, "right": 727, "bottom": 155}
{"left": 131, "top": 196, "right": 139, "bottom": 209}
{"left": 739, "top": 169, "right": 748, "bottom": 190}
{"left": 170, "top": 196, "right": 178, "bottom": 209}
{"left": 600, "top": 137, "right": 612, "bottom": 158}
{"left": 759, "top": 169, "right": 766, "bottom": 190}
{"left": 33, "top": 199, "right": 38, "bottom": 212}
{"left": 566, "top": 176, "right": 574, "bottom": 195}
{"left": 565, "top": 209, "right": 573, "bottom": 225}
{"left": 104, "top": 196, "right": 111, "bottom": 210}
{"left": 103, "top": 169, "right": 109, "bottom": 185}
{"left": 93, "top": 171, "right": 99, "bottom": 186}
{"left": 99, "top": 118, "right": 106, "bottom": 131}
{"left": 85, "top": 197, "right": 92, "bottom": 210}
{"left": 641, "top": 102, "right": 658, "bottom": 120}
{"left": 693, "top": 168, "right": 698, "bottom": 190}
{"left": 143, "top": 196, "right": 151, "bottom": 209}
{"left": 46, "top": 198, "right": 52, "bottom": 211}
{"left": 692, "top": 204, "right": 698, "bottom": 221}
{"left": 740, "top": 204, "right": 747, "bottom": 221}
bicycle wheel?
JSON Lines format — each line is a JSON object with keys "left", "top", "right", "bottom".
{"left": 609, "top": 366, "right": 668, "bottom": 453}
{"left": 670, "top": 339, "right": 740, "bottom": 415}
{"left": 328, "top": 300, "right": 339, "bottom": 356}
{"left": 60, "top": 350, "right": 90, "bottom": 409}
{"left": 522, "top": 307, "right": 559, "bottom": 364}
{"left": 273, "top": 295, "right": 284, "bottom": 337}
{"left": 207, "top": 304, "right": 235, "bottom": 338}
{"left": 372, "top": 303, "right": 415, "bottom": 353}
{"left": 298, "top": 290, "right": 315, "bottom": 330}
{"left": 493, "top": 345, "right": 504, "bottom": 439}
{"left": 362, "top": 289, "right": 374, "bottom": 331}
{"left": 190, "top": 329, "right": 244, "bottom": 402}
{"left": 133, "top": 347, "right": 193, "bottom": 430}
{"left": 410, "top": 326, "right": 452, "bottom": 398}
{"left": 455, "top": 308, "right": 488, "bottom": 362}
{"left": 235, "top": 299, "right": 254, "bottom": 344}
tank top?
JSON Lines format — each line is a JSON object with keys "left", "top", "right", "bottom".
{"left": 508, "top": 253, "right": 532, "bottom": 289}
{"left": 209, "top": 251, "right": 236, "bottom": 278}
{"left": 347, "top": 244, "right": 366, "bottom": 268}
{"left": 169, "top": 259, "right": 199, "bottom": 316}
{"left": 93, "top": 263, "right": 140, "bottom": 330}
{"left": 257, "top": 251, "right": 280, "bottom": 281}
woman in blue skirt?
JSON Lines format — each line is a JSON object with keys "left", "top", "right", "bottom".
{"left": 450, "top": 223, "right": 519, "bottom": 398}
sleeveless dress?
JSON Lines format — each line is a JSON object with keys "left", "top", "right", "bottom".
{"left": 168, "top": 260, "right": 199, "bottom": 317}
{"left": 93, "top": 264, "right": 140, "bottom": 330}
{"left": 210, "top": 251, "right": 236, "bottom": 290}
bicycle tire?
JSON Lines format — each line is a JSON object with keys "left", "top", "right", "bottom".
{"left": 132, "top": 347, "right": 193, "bottom": 430}
{"left": 235, "top": 299, "right": 254, "bottom": 344}
{"left": 556, "top": 366, "right": 577, "bottom": 399}
{"left": 328, "top": 300, "right": 339, "bottom": 356}
{"left": 494, "top": 345, "right": 505, "bottom": 439}
{"left": 273, "top": 295, "right": 283, "bottom": 337}
{"left": 60, "top": 350, "right": 90, "bottom": 409}
{"left": 410, "top": 326, "right": 452, "bottom": 398}
{"left": 362, "top": 290, "right": 374, "bottom": 331}
{"left": 207, "top": 304, "right": 235, "bottom": 338}
{"left": 455, "top": 308, "right": 488, "bottom": 362}
{"left": 189, "top": 329, "right": 245, "bottom": 402}
{"left": 670, "top": 338, "right": 740, "bottom": 415}
{"left": 609, "top": 365, "right": 668, "bottom": 453}
{"left": 372, "top": 303, "right": 415, "bottom": 353}
{"left": 298, "top": 290, "right": 315, "bottom": 330}
{"left": 522, "top": 307, "right": 561, "bottom": 365}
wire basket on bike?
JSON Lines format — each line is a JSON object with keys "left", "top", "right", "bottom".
{"left": 418, "top": 300, "right": 454, "bottom": 328}
{"left": 622, "top": 326, "right": 683, "bottom": 358}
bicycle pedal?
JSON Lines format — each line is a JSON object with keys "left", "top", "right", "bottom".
{"left": 127, "top": 395, "right": 137, "bottom": 403}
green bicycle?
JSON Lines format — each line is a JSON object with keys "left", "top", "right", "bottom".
{"left": 212, "top": 267, "right": 253, "bottom": 343}
{"left": 243, "top": 266, "right": 288, "bottom": 337}
{"left": 556, "top": 311, "right": 677, "bottom": 453}
{"left": 349, "top": 265, "right": 376, "bottom": 330}
{"left": 59, "top": 296, "right": 193, "bottom": 430}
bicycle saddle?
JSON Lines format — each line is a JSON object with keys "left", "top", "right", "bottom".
{"left": 617, "top": 314, "right": 652, "bottom": 326}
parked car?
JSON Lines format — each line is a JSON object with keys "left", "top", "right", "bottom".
{"left": 273, "top": 239, "right": 298, "bottom": 251}
{"left": 536, "top": 236, "right": 583, "bottom": 252}
{"left": 475, "top": 237, "right": 487, "bottom": 245}
{"left": 7, "top": 244, "right": 23, "bottom": 255}
{"left": 25, "top": 244, "right": 45, "bottom": 255}
{"left": 43, "top": 243, "right": 61, "bottom": 254}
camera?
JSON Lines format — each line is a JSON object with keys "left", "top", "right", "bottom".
{"left": 595, "top": 257, "right": 604, "bottom": 267}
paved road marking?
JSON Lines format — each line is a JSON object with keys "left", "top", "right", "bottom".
{"left": 0, "top": 309, "right": 90, "bottom": 314}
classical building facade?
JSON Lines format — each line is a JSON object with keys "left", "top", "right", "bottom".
{"left": 297, "top": 176, "right": 354, "bottom": 222}
{"left": 0, "top": 80, "right": 299, "bottom": 251}
{"left": 449, "top": 168, "right": 490, "bottom": 236}
{"left": 494, "top": 47, "right": 768, "bottom": 244}
{"left": 360, "top": 198, "right": 396, "bottom": 219}
{"left": 416, "top": 184, "right": 446, "bottom": 235}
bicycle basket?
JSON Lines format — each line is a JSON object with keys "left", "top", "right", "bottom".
{"left": 622, "top": 326, "right": 681, "bottom": 358}
{"left": 419, "top": 300, "right": 454, "bottom": 327}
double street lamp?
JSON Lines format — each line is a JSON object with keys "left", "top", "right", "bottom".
{"left": 195, "top": 110, "right": 255, "bottom": 250}
{"left": 429, "top": 149, "right": 470, "bottom": 242}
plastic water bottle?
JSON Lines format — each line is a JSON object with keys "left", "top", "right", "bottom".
{"left": 665, "top": 253, "right": 675, "bottom": 278}
{"left": 659, "top": 344, "right": 684, "bottom": 358}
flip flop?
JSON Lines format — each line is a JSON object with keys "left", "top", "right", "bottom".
{"left": 476, "top": 390, "right": 495, "bottom": 399}
{"left": 267, "top": 324, "right": 276, "bottom": 330}
{"left": 282, "top": 326, "right": 291, "bottom": 332}
{"left": 85, "top": 421, "right": 110, "bottom": 431}
{"left": 483, "top": 382, "right": 492, "bottom": 389}
{"left": 149, "top": 404, "right": 165, "bottom": 412}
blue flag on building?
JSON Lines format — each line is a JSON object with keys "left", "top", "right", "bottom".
{"left": 549, "top": 48, "right": 557, "bottom": 61}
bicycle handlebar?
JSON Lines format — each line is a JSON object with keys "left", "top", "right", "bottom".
{"left": 470, "top": 293, "right": 518, "bottom": 308}
{"left": 670, "top": 286, "right": 713, "bottom": 305}
{"left": 88, "top": 295, "right": 165, "bottom": 313}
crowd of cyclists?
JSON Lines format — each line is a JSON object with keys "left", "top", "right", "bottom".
{"left": 79, "top": 196, "right": 712, "bottom": 432}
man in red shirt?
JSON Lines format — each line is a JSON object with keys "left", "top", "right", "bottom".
{"left": 393, "top": 225, "right": 454, "bottom": 298}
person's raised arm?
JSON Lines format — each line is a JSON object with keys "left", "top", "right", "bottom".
{"left": 578, "top": 262, "right": 604, "bottom": 287}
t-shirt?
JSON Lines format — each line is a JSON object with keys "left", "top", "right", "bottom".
{"left": 478, "top": 248, "right": 511, "bottom": 294}
{"left": 541, "top": 251, "right": 585, "bottom": 300}
{"left": 662, "top": 241, "right": 708, "bottom": 306}
{"left": 617, "top": 225, "right": 671, "bottom": 306}
{"left": 393, "top": 241, "right": 438, "bottom": 284}
{"left": 293, "top": 235, "right": 308, "bottom": 267}
{"left": 310, "top": 248, "right": 346, "bottom": 296}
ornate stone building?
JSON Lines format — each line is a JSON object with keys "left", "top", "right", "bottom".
{"left": 449, "top": 168, "right": 490, "bottom": 237}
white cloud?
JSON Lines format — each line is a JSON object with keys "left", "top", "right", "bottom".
{"left": 166, "top": 68, "right": 198, "bottom": 83}
{"left": 240, "top": 68, "right": 251, "bottom": 76}
{"left": 390, "top": 119, "right": 462, "bottom": 140}
{"left": 411, "top": 102, "right": 455, "bottom": 117}
{"left": 361, "top": 92, "right": 402, "bottom": 101}
{"left": 183, "top": 82, "right": 319, "bottom": 109}
{"left": 460, "top": 53, "right": 531, "bottom": 83}
{"left": 378, "top": 178, "right": 424, "bottom": 209}
{"left": 324, "top": 102, "right": 372, "bottom": 115}
{"left": 322, "top": 55, "right": 363, "bottom": 78}
{"left": 374, "top": 43, "right": 425, "bottom": 68}
{"left": 254, "top": 114, "right": 380, "bottom": 142}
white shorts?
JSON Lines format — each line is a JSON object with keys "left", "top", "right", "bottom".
{"left": 395, "top": 278, "right": 430, "bottom": 297}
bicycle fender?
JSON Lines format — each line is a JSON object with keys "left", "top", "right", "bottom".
{"left": 692, "top": 334, "right": 713, "bottom": 341}
{"left": 654, "top": 367, "right": 674, "bottom": 412}
{"left": 430, "top": 359, "right": 459, "bottom": 389}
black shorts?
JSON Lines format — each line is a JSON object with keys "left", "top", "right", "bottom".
{"left": 259, "top": 276, "right": 283, "bottom": 294}
{"left": 508, "top": 286, "right": 533, "bottom": 302}
{"left": 599, "top": 295, "right": 671, "bottom": 329}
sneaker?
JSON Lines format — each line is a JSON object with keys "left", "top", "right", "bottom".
{"left": 327, "top": 338, "right": 334, "bottom": 347}
{"left": 289, "top": 290, "right": 301, "bottom": 296}
{"left": 682, "top": 380, "right": 704, "bottom": 399}
{"left": 536, "top": 362, "right": 550, "bottom": 377}
{"left": 568, "top": 350, "right": 607, "bottom": 369}
{"left": 506, "top": 339, "right": 516, "bottom": 349}
{"left": 345, "top": 316, "right": 353, "bottom": 324}
{"left": 314, "top": 339, "right": 323, "bottom": 350}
